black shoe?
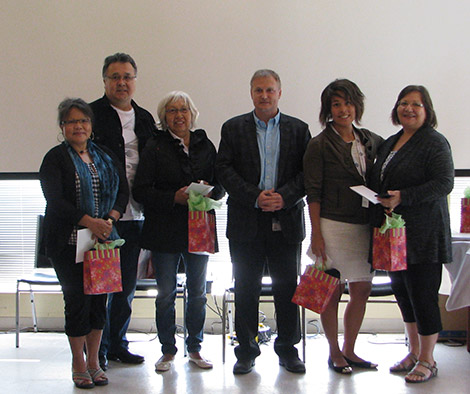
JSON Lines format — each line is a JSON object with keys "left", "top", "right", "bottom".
{"left": 343, "top": 356, "right": 378, "bottom": 369}
{"left": 99, "top": 353, "right": 108, "bottom": 371}
{"left": 107, "top": 349, "right": 145, "bottom": 364}
{"left": 233, "top": 359, "right": 255, "bottom": 375}
{"left": 279, "top": 355, "right": 306, "bottom": 373}
{"left": 328, "top": 357, "right": 352, "bottom": 374}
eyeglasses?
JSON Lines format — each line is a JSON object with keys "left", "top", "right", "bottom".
{"left": 165, "top": 107, "right": 189, "bottom": 115}
{"left": 61, "top": 118, "right": 91, "bottom": 126}
{"left": 398, "top": 101, "right": 424, "bottom": 109}
{"left": 105, "top": 74, "right": 137, "bottom": 82}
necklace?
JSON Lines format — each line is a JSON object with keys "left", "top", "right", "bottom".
{"left": 79, "top": 149, "right": 88, "bottom": 154}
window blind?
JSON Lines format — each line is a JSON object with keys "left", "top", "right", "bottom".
{"left": 0, "top": 172, "right": 468, "bottom": 293}
{"left": 0, "top": 178, "right": 46, "bottom": 291}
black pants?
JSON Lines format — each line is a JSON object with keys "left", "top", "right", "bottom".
{"left": 52, "top": 245, "right": 107, "bottom": 337}
{"left": 229, "top": 213, "right": 301, "bottom": 361}
{"left": 389, "top": 263, "right": 443, "bottom": 336}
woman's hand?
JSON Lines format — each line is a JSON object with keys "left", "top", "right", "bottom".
{"left": 174, "top": 186, "right": 189, "bottom": 205}
{"left": 79, "top": 215, "right": 113, "bottom": 241}
{"left": 378, "top": 190, "right": 401, "bottom": 212}
{"left": 311, "top": 232, "right": 326, "bottom": 262}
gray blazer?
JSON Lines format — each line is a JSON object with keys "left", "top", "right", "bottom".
{"left": 304, "top": 124, "right": 383, "bottom": 224}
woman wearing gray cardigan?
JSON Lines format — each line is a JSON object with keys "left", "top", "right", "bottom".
{"left": 370, "top": 85, "right": 454, "bottom": 383}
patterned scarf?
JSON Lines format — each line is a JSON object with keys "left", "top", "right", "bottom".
{"left": 65, "top": 141, "right": 120, "bottom": 239}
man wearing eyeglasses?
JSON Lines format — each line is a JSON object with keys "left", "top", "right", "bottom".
{"left": 90, "top": 53, "right": 157, "bottom": 370}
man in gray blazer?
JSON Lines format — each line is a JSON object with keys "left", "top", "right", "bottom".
{"left": 216, "top": 69, "right": 311, "bottom": 374}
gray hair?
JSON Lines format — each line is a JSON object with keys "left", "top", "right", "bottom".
{"left": 157, "top": 91, "right": 199, "bottom": 130}
{"left": 102, "top": 52, "right": 137, "bottom": 78}
{"left": 250, "top": 69, "right": 281, "bottom": 89}
{"left": 57, "top": 98, "right": 94, "bottom": 125}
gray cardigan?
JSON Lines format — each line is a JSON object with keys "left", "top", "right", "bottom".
{"left": 303, "top": 124, "right": 383, "bottom": 224}
{"left": 369, "top": 125, "right": 454, "bottom": 265}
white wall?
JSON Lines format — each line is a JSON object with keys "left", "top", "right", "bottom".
{"left": 2, "top": 0, "right": 470, "bottom": 171}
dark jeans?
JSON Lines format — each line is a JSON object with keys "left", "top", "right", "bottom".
{"left": 229, "top": 213, "right": 301, "bottom": 361}
{"left": 151, "top": 251, "right": 208, "bottom": 355}
{"left": 100, "top": 220, "right": 143, "bottom": 355}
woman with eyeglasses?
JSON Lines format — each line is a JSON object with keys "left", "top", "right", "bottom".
{"left": 370, "top": 85, "right": 454, "bottom": 383}
{"left": 133, "top": 91, "right": 224, "bottom": 372}
{"left": 303, "top": 79, "right": 383, "bottom": 374}
{"left": 39, "top": 98, "right": 129, "bottom": 388}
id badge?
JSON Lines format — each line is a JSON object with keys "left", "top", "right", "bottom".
{"left": 272, "top": 218, "right": 282, "bottom": 232}
{"left": 362, "top": 196, "right": 369, "bottom": 208}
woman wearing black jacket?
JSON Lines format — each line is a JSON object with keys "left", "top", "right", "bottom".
{"left": 370, "top": 85, "right": 454, "bottom": 383}
{"left": 133, "top": 91, "right": 223, "bottom": 372}
{"left": 40, "top": 98, "right": 128, "bottom": 388}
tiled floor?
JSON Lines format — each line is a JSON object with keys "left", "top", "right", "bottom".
{"left": 1, "top": 330, "right": 469, "bottom": 393}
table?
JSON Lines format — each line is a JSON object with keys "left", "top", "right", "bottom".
{"left": 443, "top": 235, "right": 470, "bottom": 351}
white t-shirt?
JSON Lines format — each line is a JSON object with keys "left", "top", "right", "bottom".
{"left": 111, "top": 105, "right": 143, "bottom": 221}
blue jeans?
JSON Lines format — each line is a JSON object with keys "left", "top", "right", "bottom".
{"left": 151, "top": 251, "right": 208, "bottom": 355}
{"left": 100, "top": 220, "right": 143, "bottom": 355}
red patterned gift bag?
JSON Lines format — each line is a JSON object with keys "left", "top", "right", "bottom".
{"left": 372, "top": 227, "right": 407, "bottom": 271}
{"left": 188, "top": 211, "right": 216, "bottom": 254}
{"left": 292, "top": 264, "right": 339, "bottom": 314}
{"left": 460, "top": 198, "right": 470, "bottom": 233}
{"left": 83, "top": 245, "right": 123, "bottom": 295}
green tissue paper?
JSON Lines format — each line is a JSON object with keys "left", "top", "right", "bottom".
{"left": 464, "top": 187, "right": 470, "bottom": 199}
{"left": 92, "top": 239, "right": 125, "bottom": 250}
{"left": 188, "top": 190, "right": 222, "bottom": 212}
{"left": 379, "top": 212, "right": 406, "bottom": 234}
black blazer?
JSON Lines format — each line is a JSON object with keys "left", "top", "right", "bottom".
{"left": 39, "top": 143, "right": 129, "bottom": 260}
{"left": 216, "top": 112, "right": 311, "bottom": 243}
{"left": 369, "top": 125, "right": 454, "bottom": 265}
{"left": 133, "top": 129, "right": 224, "bottom": 253}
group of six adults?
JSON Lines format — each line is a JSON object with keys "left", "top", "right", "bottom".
{"left": 39, "top": 52, "right": 453, "bottom": 389}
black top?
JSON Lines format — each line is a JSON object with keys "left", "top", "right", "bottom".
{"left": 369, "top": 125, "right": 454, "bottom": 265}
{"left": 133, "top": 129, "right": 224, "bottom": 252}
{"left": 39, "top": 143, "right": 129, "bottom": 260}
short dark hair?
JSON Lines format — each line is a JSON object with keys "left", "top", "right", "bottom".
{"left": 391, "top": 85, "right": 437, "bottom": 128}
{"left": 102, "top": 52, "right": 137, "bottom": 78}
{"left": 58, "top": 98, "right": 94, "bottom": 125}
{"left": 250, "top": 69, "right": 281, "bottom": 89}
{"left": 319, "top": 79, "right": 365, "bottom": 127}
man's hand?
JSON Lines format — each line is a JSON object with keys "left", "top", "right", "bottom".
{"left": 258, "top": 189, "right": 285, "bottom": 212}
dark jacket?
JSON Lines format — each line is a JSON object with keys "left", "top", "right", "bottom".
{"left": 133, "top": 129, "right": 224, "bottom": 252}
{"left": 216, "top": 112, "right": 311, "bottom": 243}
{"left": 89, "top": 95, "right": 157, "bottom": 167}
{"left": 39, "top": 143, "right": 129, "bottom": 260}
{"left": 369, "top": 125, "right": 454, "bottom": 265}
{"left": 304, "top": 124, "right": 383, "bottom": 224}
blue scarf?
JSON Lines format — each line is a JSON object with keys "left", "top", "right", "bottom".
{"left": 66, "top": 141, "right": 120, "bottom": 240}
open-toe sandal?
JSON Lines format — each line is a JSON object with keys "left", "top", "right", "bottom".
{"left": 72, "top": 371, "right": 94, "bottom": 389}
{"left": 390, "top": 353, "right": 418, "bottom": 373}
{"left": 88, "top": 367, "right": 109, "bottom": 386}
{"left": 328, "top": 357, "right": 352, "bottom": 374}
{"left": 405, "top": 360, "right": 437, "bottom": 383}
{"left": 343, "top": 356, "right": 378, "bottom": 369}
